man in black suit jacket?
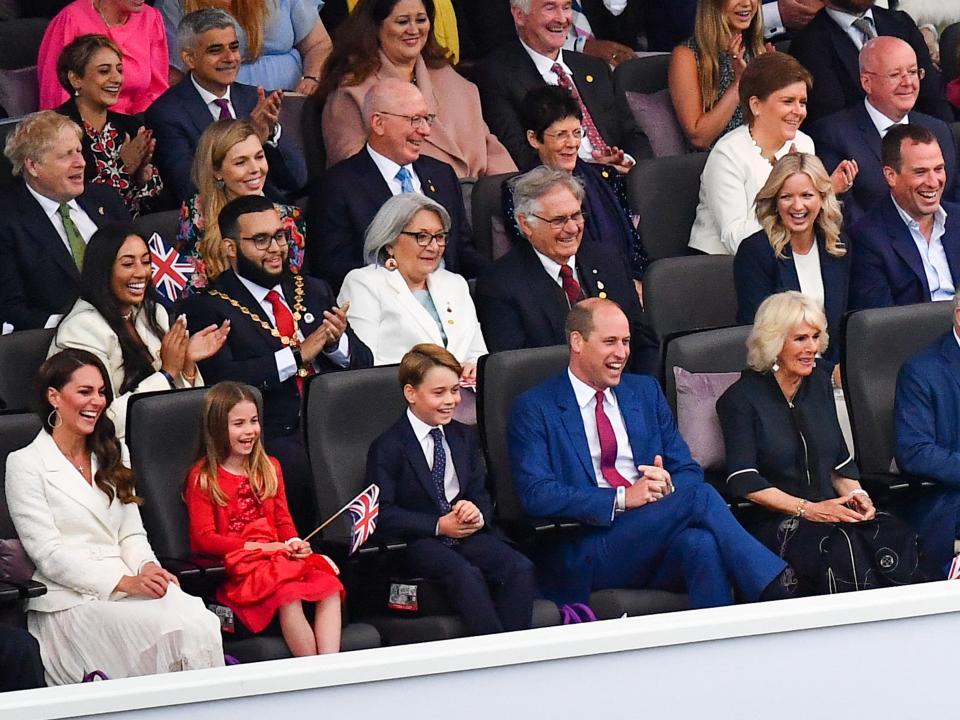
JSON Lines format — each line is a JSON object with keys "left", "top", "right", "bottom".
{"left": 183, "top": 195, "right": 372, "bottom": 528}
{"left": 849, "top": 125, "right": 960, "bottom": 310}
{"left": 0, "top": 111, "right": 129, "bottom": 332}
{"left": 145, "top": 9, "right": 306, "bottom": 201}
{"left": 474, "top": 0, "right": 648, "bottom": 170}
{"left": 811, "top": 36, "right": 959, "bottom": 225}
{"left": 789, "top": 1, "right": 951, "bottom": 125}
{"left": 476, "top": 166, "right": 655, "bottom": 373}
{"left": 366, "top": 345, "right": 536, "bottom": 635}
{"left": 308, "top": 79, "right": 484, "bottom": 291}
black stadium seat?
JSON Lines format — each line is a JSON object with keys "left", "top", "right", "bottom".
{"left": 0, "top": 328, "right": 55, "bottom": 412}
{"left": 663, "top": 325, "right": 751, "bottom": 415}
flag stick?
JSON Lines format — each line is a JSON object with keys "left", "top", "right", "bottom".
{"left": 302, "top": 484, "right": 376, "bottom": 543}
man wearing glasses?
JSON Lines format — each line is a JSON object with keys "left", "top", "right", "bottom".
{"left": 811, "top": 36, "right": 959, "bottom": 224}
{"left": 309, "top": 78, "right": 484, "bottom": 292}
{"left": 184, "top": 194, "right": 372, "bottom": 529}
{"left": 476, "top": 166, "right": 655, "bottom": 373}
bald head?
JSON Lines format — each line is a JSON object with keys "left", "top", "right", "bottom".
{"left": 362, "top": 78, "right": 426, "bottom": 126}
{"left": 363, "top": 79, "right": 431, "bottom": 165}
{"left": 859, "top": 36, "right": 920, "bottom": 121}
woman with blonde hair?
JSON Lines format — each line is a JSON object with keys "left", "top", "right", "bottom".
{"left": 177, "top": 119, "right": 306, "bottom": 296}
{"left": 669, "top": 0, "right": 766, "bottom": 150}
{"left": 734, "top": 153, "right": 849, "bottom": 372}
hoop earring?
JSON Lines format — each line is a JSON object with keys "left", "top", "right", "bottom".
{"left": 384, "top": 256, "right": 398, "bottom": 271}
{"left": 47, "top": 408, "right": 62, "bottom": 428}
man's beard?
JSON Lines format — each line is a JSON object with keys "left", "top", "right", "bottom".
{"left": 235, "top": 250, "right": 288, "bottom": 290}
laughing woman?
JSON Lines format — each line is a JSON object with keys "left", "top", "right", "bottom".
{"left": 49, "top": 224, "right": 229, "bottom": 446}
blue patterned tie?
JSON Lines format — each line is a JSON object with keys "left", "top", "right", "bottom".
{"left": 396, "top": 166, "right": 415, "bottom": 193}
{"left": 429, "top": 428, "right": 451, "bottom": 513}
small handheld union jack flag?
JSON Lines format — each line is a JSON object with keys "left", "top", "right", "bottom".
{"left": 346, "top": 484, "right": 380, "bottom": 555}
{"left": 148, "top": 232, "right": 194, "bottom": 303}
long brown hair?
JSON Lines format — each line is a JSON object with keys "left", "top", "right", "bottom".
{"left": 195, "top": 381, "right": 277, "bottom": 506}
{"left": 37, "top": 349, "right": 141, "bottom": 505}
{"left": 693, "top": 0, "right": 765, "bottom": 112}
{"left": 183, "top": 0, "right": 270, "bottom": 61}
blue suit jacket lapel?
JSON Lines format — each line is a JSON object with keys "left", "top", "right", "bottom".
{"left": 445, "top": 425, "right": 471, "bottom": 500}
{"left": 885, "top": 198, "right": 930, "bottom": 296}
{"left": 779, "top": 244, "right": 801, "bottom": 293}
{"left": 612, "top": 381, "right": 648, "bottom": 468}
{"left": 942, "top": 210, "right": 960, "bottom": 285}
{"left": 555, "top": 376, "right": 598, "bottom": 486}
{"left": 397, "top": 419, "right": 445, "bottom": 511}
{"left": 854, "top": 103, "right": 882, "bottom": 162}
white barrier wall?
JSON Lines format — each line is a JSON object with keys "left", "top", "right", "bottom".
{"left": 4, "top": 581, "right": 960, "bottom": 720}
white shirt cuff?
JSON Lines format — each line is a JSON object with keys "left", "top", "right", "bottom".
{"left": 44, "top": 314, "right": 63, "bottom": 329}
{"left": 266, "top": 122, "right": 282, "bottom": 148}
{"left": 763, "top": 3, "right": 785, "bottom": 36}
{"left": 322, "top": 333, "right": 350, "bottom": 367}
{"left": 604, "top": 0, "right": 627, "bottom": 15}
{"left": 275, "top": 347, "right": 298, "bottom": 382}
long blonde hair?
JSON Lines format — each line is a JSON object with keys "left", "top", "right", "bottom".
{"left": 195, "top": 381, "right": 278, "bottom": 506}
{"left": 191, "top": 119, "right": 260, "bottom": 279}
{"left": 755, "top": 153, "right": 845, "bottom": 260}
{"left": 184, "top": 0, "right": 271, "bottom": 61}
{"left": 693, "top": 0, "right": 765, "bottom": 112}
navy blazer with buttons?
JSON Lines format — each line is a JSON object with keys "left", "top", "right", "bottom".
{"left": 734, "top": 229, "right": 850, "bottom": 369}
{"left": 848, "top": 196, "right": 960, "bottom": 310}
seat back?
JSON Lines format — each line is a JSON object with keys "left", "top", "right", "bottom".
{"left": 842, "top": 301, "right": 954, "bottom": 477}
{"left": 613, "top": 53, "right": 671, "bottom": 96}
{"left": 0, "top": 328, "right": 55, "bottom": 412}
{"left": 627, "top": 152, "right": 707, "bottom": 260}
{"left": 278, "top": 93, "right": 306, "bottom": 158}
{"left": 304, "top": 366, "right": 407, "bottom": 541}
{"left": 0, "top": 118, "right": 20, "bottom": 189}
{"left": 0, "top": 18, "right": 49, "bottom": 70}
{"left": 132, "top": 210, "right": 181, "bottom": 249}
{"left": 642, "top": 255, "right": 737, "bottom": 341}
{"left": 301, "top": 94, "right": 327, "bottom": 184}
{"left": 942, "top": 22, "right": 960, "bottom": 83}
{"left": 477, "top": 345, "right": 570, "bottom": 523}
{"left": 0, "top": 413, "right": 43, "bottom": 538}
{"left": 662, "top": 325, "right": 750, "bottom": 415}
{"left": 470, "top": 171, "right": 518, "bottom": 261}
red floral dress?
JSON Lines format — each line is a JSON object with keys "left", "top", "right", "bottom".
{"left": 83, "top": 120, "right": 163, "bottom": 218}
{"left": 184, "top": 458, "right": 343, "bottom": 633}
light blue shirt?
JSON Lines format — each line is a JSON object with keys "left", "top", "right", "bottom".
{"left": 891, "top": 198, "right": 955, "bottom": 301}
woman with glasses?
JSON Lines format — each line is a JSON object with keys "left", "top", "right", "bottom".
{"left": 311, "top": 0, "right": 516, "bottom": 179}
{"left": 503, "top": 86, "right": 648, "bottom": 286}
{"left": 337, "top": 193, "right": 486, "bottom": 390}
{"left": 177, "top": 119, "right": 307, "bottom": 297}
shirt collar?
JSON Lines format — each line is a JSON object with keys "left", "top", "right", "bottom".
{"left": 825, "top": 6, "right": 874, "bottom": 31}
{"left": 891, "top": 195, "right": 948, "bottom": 232}
{"left": 366, "top": 143, "right": 413, "bottom": 183}
{"left": 532, "top": 247, "right": 577, "bottom": 283}
{"left": 234, "top": 270, "right": 281, "bottom": 304}
{"left": 407, "top": 407, "right": 443, "bottom": 442}
{"left": 190, "top": 73, "right": 232, "bottom": 105}
{"left": 567, "top": 368, "right": 614, "bottom": 408}
{"left": 519, "top": 37, "right": 569, "bottom": 76}
{"left": 864, "top": 97, "right": 909, "bottom": 134}
{"left": 25, "top": 182, "right": 79, "bottom": 219}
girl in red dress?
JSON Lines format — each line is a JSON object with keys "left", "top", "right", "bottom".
{"left": 185, "top": 382, "right": 344, "bottom": 655}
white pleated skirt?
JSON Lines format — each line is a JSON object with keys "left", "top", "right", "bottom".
{"left": 29, "top": 584, "right": 224, "bottom": 685}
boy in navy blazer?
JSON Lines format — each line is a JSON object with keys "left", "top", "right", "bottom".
{"left": 366, "top": 344, "right": 536, "bottom": 635}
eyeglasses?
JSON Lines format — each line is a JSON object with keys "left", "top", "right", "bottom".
{"left": 240, "top": 228, "right": 290, "bottom": 250}
{"left": 543, "top": 128, "right": 585, "bottom": 143}
{"left": 862, "top": 67, "right": 926, "bottom": 83}
{"left": 378, "top": 111, "right": 438, "bottom": 129}
{"left": 399, "top": 230, "right": 448, "bottom": 247}
{"left": 531, "top": 211, "right": 586, "bottom": 230}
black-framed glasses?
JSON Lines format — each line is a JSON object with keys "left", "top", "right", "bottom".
{"left": 240, "top": 228, "right": 290, "bottom": 250}
{"left": 400, "top": 230, "right": 448, "bottom": 247}
{"left": 531, "top": 211, "right": 587, "bottom": 230}
{"left": 862, "top": 67, "right": 925, "bottom": 82}
{"left": 378, "top": 111, "right": 438, "bottom": 129}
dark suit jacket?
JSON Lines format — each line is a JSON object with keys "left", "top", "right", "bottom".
{"left": 895, "top": 331, "right": 960, "bottom": 489}
{"left": 810, "top": 103, "right": 959, "bottom": 224}
{"left": 475, "top": 38, "right": 649, "bottom": 169}
{"left": 56, "top": 98, "right": 145, "bottom": 186}
{"left": 508, "top": 371, "right": 703, "bottom": 601}
{"left": 308, "top": 148, "right": 483, "bottom": 291}
{"left": 144, "top": 76, "right": 307, "bottom": 202}
{"left": 734, "top": 230, "right": 850, "bottom": 368}
{"left": 181, "top": 269, "right": 372, "bottom": 437}
{"left": 0, "top": 180, "right": 130, "bottom": 330}
{"left": 366, "top": 415, "right": 497, "bottom": 541}
{"left": 848, "top": 196, "right": 960, "bottom": 310}
{"left": 789, "top": 8, "right": 952, "bottom": 125}
{"left": 474, "top": 239, "right": 654, "bottom": 371}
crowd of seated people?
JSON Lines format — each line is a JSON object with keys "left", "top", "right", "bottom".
{"left": 2, "top": 0, "right": 960, "bottom": 694}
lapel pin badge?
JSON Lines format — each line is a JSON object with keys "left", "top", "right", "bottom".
{"left": 303, "top": 312, "right": 315, "bottom": 324}
{"left": 597, "top": 281, "right": 605, "bottom": 290}
{"left": 98, "top": 207, "right": 104, "bottom": 215}
{"left": 585, "top": 74, "right": 594, "bottom": 83}
{"left": 598, "top": 291, "right": 607, "bottom": 299}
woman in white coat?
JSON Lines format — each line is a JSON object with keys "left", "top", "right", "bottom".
{"left": 338, "top": 194, "right": 487, "bottom": 380}
{"left": 49, "top": 224, "right": 230, "bottom": 445}
{"left": 5, "top": 348, "right": 223, "bottom": 684}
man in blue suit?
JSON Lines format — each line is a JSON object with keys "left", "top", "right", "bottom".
{"left": 894, "top": 293, "right": 960, "bottom": 575}
{"left": 811, "top": 36, "right": 958, "bottom": 225}
{"left": 145, "top": 8, "right": 306, "bottom": 201}
{"left": 849, "top": 124, "right": 960, "bottom": 310}
{"left": 508, "top": 298, "right": 795, "bottom": 607}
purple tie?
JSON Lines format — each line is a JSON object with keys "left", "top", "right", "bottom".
{"left": 213, "top": 98, "right": 231, "bottom": 120}
{"left": 595, "top": 391, "right": 631, "bottom": 488}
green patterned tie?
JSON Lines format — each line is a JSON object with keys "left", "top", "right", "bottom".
{"left": 58, "top": 202, "right": 86, "bottom": 270}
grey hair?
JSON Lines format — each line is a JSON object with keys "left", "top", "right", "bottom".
{"left": 510, "top": 166, "right": 585, "bottom": 225}
{"left": 953, "top": 292, "right": 960, "bottom": 313}
{"left": 510, "top": 0, "right": 532, "bottom": 11}
{"left": 362, "top": 193, "right": 451, "bottom": 266}
{"left": 362, "top": 78, "right": 422, "bottom": 128}
{"left": 177, "top": 8, "right": 240, "bottom": 53}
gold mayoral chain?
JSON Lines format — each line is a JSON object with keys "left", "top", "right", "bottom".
{"left": 207, "top": 275, "right": 308, "bottom": 347}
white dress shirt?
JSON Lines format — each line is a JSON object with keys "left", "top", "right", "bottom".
{"left": 407, "top": 408, "right": 460, "bottom": 503}
{"left": 191, "top": 74, "right": 236, "bottom": 120}
{"left": 891, "top": 198, "right": 955, "bottom": 301}
{"left": 366, "top": 144, "right": 423, "bottom": 195}
{"left": 533, "top": 248, "right": 579, "bottom": 290}
{"left": 825, "top": 7, "right": 877, "bottom": 50}
{"left": 864, "top": 98, "right": 909, "bottom": 137}
{"left": 792, "top": 242, "right": 825, "bottom": 311}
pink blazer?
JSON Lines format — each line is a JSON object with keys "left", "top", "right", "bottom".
{"left": 322, "top": 52, "right": 516, "bottom": 179}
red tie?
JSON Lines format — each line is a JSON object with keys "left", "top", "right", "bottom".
{"left": 595, "top": 390, "right": 631, "bottom": 488}
{"left": 552, "top": 62, "right": 612, "bottom": 156}
{"left": 265, "top": 290, "right": 303, "bottom": 395}
{"left": 559, "top": 263, "right": 584, "bottom": 307}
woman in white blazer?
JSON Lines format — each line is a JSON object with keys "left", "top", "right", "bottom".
{"left": 49, "top": 224, "right": 230, "bottom": 444}
{"left": 5, "top": 348, "right": 223, "bottom": 684}
{"left": 338, "top": 194, "right": 487, "bottom": 379}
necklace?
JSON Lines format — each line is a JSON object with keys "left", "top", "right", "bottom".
{"left": 207, "top": 274, "right": 307, "bottom": 346}
{"left": 94, "top": 0, "right": 126, "bottom": 27}
{"left": 53, "top": 438, "right": 90, "bottom": 476}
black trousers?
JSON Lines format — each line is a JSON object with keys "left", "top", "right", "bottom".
{"left": 0, "top": 624, "right": 44, "bottom": 691}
